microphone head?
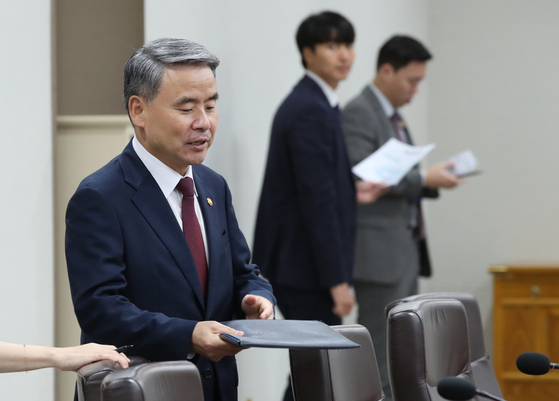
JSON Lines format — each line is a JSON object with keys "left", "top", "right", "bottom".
{"left": 437, "top": 376, "right": 477, "bottom": 400}
{"left": 516, "top": 352, "right": 551, "bottom": 375}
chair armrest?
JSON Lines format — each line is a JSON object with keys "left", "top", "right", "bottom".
{"left": 101, "top": 361, "right": 203, "bottom": 401}
{"left": 76, "top": 356, "right": 147, "bottom": 401}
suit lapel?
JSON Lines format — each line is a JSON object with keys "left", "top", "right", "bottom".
{"left": 362, "top": 86, "right": 396, "bottom": 144}
{"left": 192, "top": 167, "right": 222, "bottom": 319}
{"left": 120, "top": 143, "right": 205, "bottom": 308}
{"left": 303, "top": 76, "right": 355, "bottom": 191}
{"left": 300, "top": 75, "right": 332, "bottom": 106}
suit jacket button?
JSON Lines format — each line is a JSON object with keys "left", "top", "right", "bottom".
{"left": 203, "top": 368, "right": 213, "bottom": 379}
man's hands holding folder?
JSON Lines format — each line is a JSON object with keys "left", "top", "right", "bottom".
{"left": 192, "top": 322, "right": 245, "bottom": 361}
{"left": 191, "top": 295, "right": 274, "bottom": 361}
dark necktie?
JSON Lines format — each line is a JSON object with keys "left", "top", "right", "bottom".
{"left": 390, "top": 111, "right": 409, "bottom": 143}
{"left": 176, "top": 177, "right": 208, "bottom": 297}
{"left": 390, "top": 112, "right": 425, "bottom": 239}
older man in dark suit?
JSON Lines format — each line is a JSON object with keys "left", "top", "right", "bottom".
{"left": 253, "top": 11, "right": 384, "bottom": 401}
{"left": 66, "top": 38, "right": 275, "bottom": 401}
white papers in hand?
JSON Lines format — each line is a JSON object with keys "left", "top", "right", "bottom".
{"left": 449, "top": 150, "right": 478, "bottom": 176}
{"left": 352, "top": 138, "right": 435, "bottom": 186}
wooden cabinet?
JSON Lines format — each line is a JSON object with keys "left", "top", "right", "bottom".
{"left": 490, "top": 264, "right": 559, "bottom": 401}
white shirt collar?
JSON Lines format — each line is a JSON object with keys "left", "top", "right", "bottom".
{"left": 369, "top": 82, "right": 395, "bottom": 118}
{"left": 132, "top": 136, "right": 198, "bottom": 198}
{"left": 305, "top": 70, "right": 339, "bottom": 108}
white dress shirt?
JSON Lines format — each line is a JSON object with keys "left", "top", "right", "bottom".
{"left": 306, "top": 70, "right": 339, "bottom": 107}
{"left": 369, "top": 82, "right": 394, "bottom": 118}
{"left": 132, "top": 136, "right": 209, "bottom": 265}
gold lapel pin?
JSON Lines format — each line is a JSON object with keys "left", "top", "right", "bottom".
{"left": 207, "top": 198, "right": 213, "bottom": 206}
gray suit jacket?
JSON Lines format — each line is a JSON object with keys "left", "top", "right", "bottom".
{"left": 342, "top": 85, "right": 436, "bottom": 284}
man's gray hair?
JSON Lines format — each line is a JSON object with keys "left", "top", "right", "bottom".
{"left": 124, "top": 38, "right": 220, "bottom": 113}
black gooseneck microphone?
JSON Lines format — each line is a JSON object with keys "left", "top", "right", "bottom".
{"left": 437, "top": 377, "right": 506, "bottom": 401}
{"left": 516, "top": 352, "right": 559, "bottom": 375}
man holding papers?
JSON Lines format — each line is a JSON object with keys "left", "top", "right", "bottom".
{"left": 342, "top": 35, "right": 462, "bottom": 401}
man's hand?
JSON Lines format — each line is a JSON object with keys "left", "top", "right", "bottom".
{"left": 355, "top": 180, "right": 388, "bottom": 204}
{"left": 241, "top": 294, "right": 274, "bottom": 320}
{"left": 424, "top": 162, "right": 462, "bottom": 189}
{"left": 330, "top": 283, "right": 355, "bottom": 317}
{"left": 191, "top": 321, "right": 245, "bottom": 362}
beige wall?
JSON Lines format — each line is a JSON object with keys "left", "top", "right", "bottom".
{"left": 56, "top": 0, "right": 143, "bottom": 115}
{"left": 54, "top": 116, "right": 133, "bottom": 401}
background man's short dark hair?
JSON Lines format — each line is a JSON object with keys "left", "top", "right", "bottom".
{"left": 377, "top": 35, "right": 432, "bottom": 71}
{"left": 296, "top": 11, "right": 355, "bottom": 68}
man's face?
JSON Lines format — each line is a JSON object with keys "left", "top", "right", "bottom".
{"left": 130, "top": 65, "right": 218, "bottom": 175}
{"left": 304, "top": 42, "right": 355, "bottom": 89}
{"left": 382, "top": 61, "right": 426, "bottom": 108}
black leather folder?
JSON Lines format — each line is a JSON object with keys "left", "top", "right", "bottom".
{"left": 219, "top": 319, "right": 360, "bottom": 349}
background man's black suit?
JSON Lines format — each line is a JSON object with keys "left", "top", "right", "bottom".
{"left": 253, "top": 75, "right": 356, "bottom": 324}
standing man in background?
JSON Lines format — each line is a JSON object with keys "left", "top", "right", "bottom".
{"left": 342, "top": 35, "right": 462, "bottom": 401}
{"left": 66, "top": 38, "right": 275, "bottom": 401}
{"left": 253, "top": 11, "right": 383, "bottom": 401}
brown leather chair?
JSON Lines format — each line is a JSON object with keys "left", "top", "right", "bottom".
{"left": 77, "top": 357, "right": 203, "bottom": 401}
{"left": 386, "top": 292, "right": 502, "bottom": 399}
{"left": 77, "top": 356, "right": 148, "bottom": 401}
{"left": 387, "top": 299, "right": 476, "bottom": 401}
{"left": 101, "top": 361, "right": 204, "bottom": 401}
{"left": 289, "top": 324, "right": 385, "bottom": 401}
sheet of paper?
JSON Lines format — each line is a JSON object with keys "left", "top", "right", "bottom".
{"left": 449, "top": 150, "right": 478, "bottom": 176}
{"left": 352, "top": 138, "right": 435, "bottom": 186}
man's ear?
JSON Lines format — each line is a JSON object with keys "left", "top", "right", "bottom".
{"left": 302, "top": 47, "right": 315, "bottom": 69}
{"left": 128, "top": 96, "right": 146, "bottom": 128}
{"left": 378, "top": 63, "right": 395, "bottom": 79}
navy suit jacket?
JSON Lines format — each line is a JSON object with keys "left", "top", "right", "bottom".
{"left": 66, "top": 141, "right": 275, "bottom": 401}
{"left": 253, "top": 75, "right": 356, "bottom": 290}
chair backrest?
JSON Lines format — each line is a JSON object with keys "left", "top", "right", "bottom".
{"left": 385, "top": 292, "right": 502, "bottom": 398}
{"left": 77, "top": 356, "right": 147, "bottom": 401}
{"left": 101, "top": 361, "right": 204, "bottom": 401}
{"left": 289, "top": 324, "right": 384, "bottom": 401}
{"left": 387, "top": 299, "right": 476, "bottom": 401}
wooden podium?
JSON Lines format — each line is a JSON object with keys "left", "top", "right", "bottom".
{"left": 490, "top": 264, "right": 559, "bottom": 400}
